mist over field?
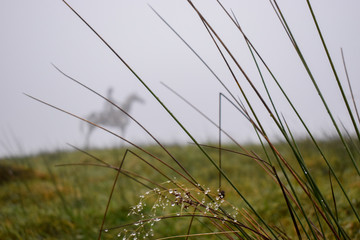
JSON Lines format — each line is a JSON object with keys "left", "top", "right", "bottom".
{"left": 1, "top": 1, "right": 360, "bottom": 157}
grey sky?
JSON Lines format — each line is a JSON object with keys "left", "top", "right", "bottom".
{"left": 1, "top": 1, "right": 359, "bottom": 157}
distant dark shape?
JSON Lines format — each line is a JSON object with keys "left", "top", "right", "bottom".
{"left": 83, "top": 87, "right": 144, "bottom": 147}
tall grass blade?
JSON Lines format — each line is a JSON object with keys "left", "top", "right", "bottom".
{"left": 271, "top": 0, "right": 360, "bottom": 175}
{"left": 266, "top": 1, "right": 360, "bottom": 227}
{"left": 148, "top": 4, "right": 243, "bottom": 108}
{"left": 340, "top": 48, "right": 360, "bottom": 125}
{"left": 98, "top": 150, "right": 127, "bottom": 240}
{"left": 43, "top": 157, "right": 74, "bottom": 220}
{"left": 305, "top": 0, "right": 360, "bottom": 142}
{"left": 218, "top": 93, "right": 222, "bottom": 191}
{"left": 273, "top": 166, "right": 301, "bottom": 239}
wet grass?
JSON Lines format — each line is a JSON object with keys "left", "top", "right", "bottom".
{"left": 0, "top": 138, "right": 359, "bottom": 239}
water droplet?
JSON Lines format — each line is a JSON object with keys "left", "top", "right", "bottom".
{"left": 104, "top": 229, "right": 109, "bottom": 233}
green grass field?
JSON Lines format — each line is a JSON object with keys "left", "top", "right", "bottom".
{"left": 1, "top": 138, "right": 359, "bottom": 239}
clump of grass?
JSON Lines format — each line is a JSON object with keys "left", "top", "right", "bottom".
{"left": 24, "top": 0, "right": 360, "bottom": 239}
{"left": 0, "top": 163, "right": 45, "bottom": 184}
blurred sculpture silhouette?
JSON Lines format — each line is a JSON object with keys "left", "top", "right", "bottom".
{"left": 83, "top": 87, "right": 144, "bottom": 147}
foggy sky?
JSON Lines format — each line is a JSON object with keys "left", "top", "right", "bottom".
{"left": 1, "top": 0, "right": 360, "bottom": 157}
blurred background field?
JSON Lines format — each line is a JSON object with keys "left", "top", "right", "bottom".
{"left": 1, "top": 138, "right": 359, "bottom": 239}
